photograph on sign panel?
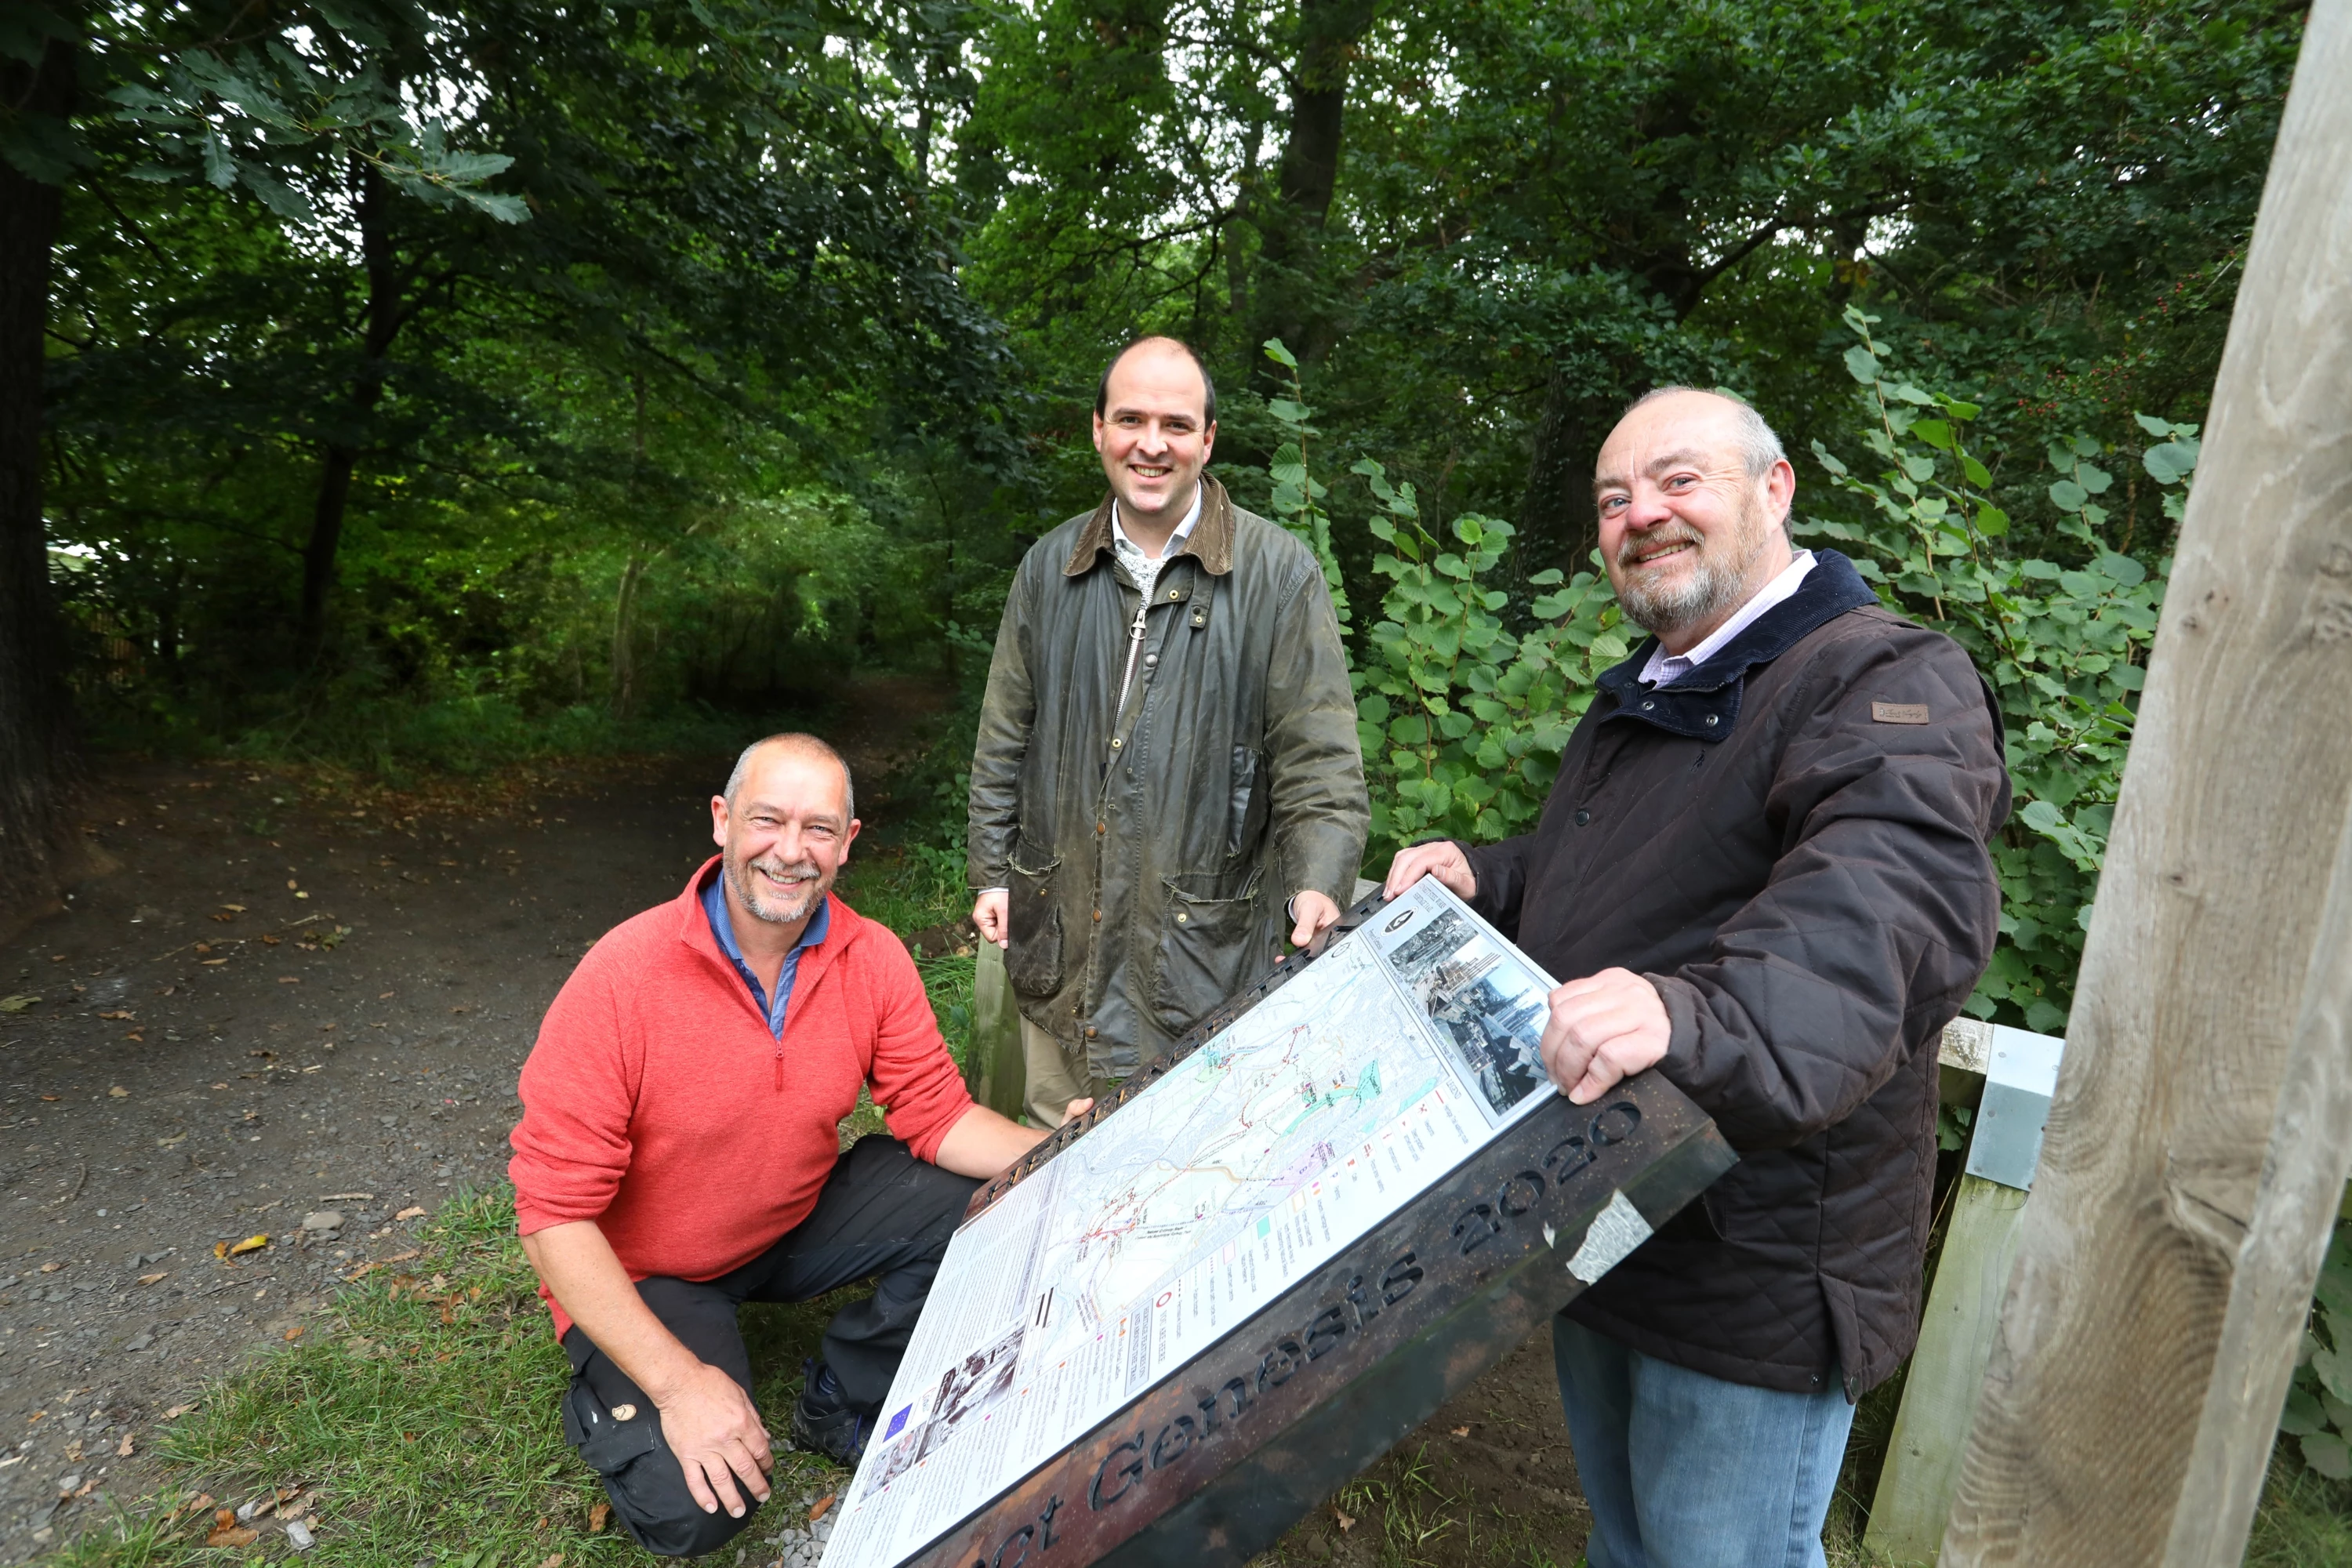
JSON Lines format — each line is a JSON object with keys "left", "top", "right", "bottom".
{"left": 1375, "top": 902, "right": 1552, "bottom": 1123}
{"left": 869, "top": 1323, "right": 1025, "bottom": 1487}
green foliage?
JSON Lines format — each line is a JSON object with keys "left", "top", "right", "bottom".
{"left": 2280, "top": 1196, "right": 2352, "bottom": 1480}
{"left": 1806, "top": 307, "right": 2193, "bottom": 1031}
{"left": 1348, "top": 457, "right": 1627, "bottom": 855}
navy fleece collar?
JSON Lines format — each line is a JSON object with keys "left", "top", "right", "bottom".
{"left": 1592, "top": 549, "right": 1880, "bottom": 742}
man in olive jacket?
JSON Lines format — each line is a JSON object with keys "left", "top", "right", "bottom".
{"left": 971, "top": 337, "right": 1368, "bottom": 1124}
{"left": 1389, "top": 388, "right": 2009, "bottom": 1568}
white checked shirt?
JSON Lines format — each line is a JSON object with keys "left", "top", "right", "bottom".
{"left": 1111, "top": 485, "right": 1203, "bottom": 600}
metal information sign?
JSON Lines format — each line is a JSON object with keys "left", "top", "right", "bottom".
{"left": 820, "top": 882, "right": 1736, "bottom": 1568}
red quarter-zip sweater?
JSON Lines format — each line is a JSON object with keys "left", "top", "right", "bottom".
{"left": 507, "top": 858, "right": 975, "bottom": 1339}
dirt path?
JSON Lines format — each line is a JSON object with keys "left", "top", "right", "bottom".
{"left": 0, "top": 750, "right": 729, "bottom": 1552}
{"left": 0, "top": 686, "right": 1590, "bottom": 1565}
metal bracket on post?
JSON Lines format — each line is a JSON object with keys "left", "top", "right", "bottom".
{"left": 1963, "top": 1025, "right": 2067, "bottom": 1192}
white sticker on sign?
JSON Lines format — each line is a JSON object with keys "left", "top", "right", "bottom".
{"left": 1565, "top": 1190, "right": 1653, "bottom": 1283}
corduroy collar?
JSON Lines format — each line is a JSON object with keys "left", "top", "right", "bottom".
{"left": 1592, "top": 549, "right": 1881, "bottom": 742}
{"left": 1065, "top": 472, "right": 1237, "bottom": 578}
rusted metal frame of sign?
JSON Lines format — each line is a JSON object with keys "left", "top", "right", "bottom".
{"left": 915, "top": 894, "right": 1739, "bottom": 1568}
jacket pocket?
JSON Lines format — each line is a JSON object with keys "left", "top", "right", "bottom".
{"left": 1005, "top": 840, "right": 1065, "bottom": 999}
{"left": 1225, "top": 746, "right": 1269, "bottom": 858}
{"left": 1150, "top": 867, "right": 1265, "bottom": 1033}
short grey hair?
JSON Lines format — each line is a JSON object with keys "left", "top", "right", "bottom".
{"left": 1624, "top": 386, "right": 1788, "bottom": 480}
{"left": 724, "top": 733, "right": 855, "bottom": 821}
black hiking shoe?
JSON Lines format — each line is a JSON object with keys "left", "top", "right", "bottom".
{"left": 791, "top": 1359, "right": 874, "bottom": 1465}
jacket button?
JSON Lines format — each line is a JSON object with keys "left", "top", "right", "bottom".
{"left": 1168, "top": 589, "right": 1181, "bottom": 600}
{"left": 1092, "top": 909, "right": 1102, "bottom": 922}
{"left": 1084, "top": 1026, "right": 1098, "bottom": 1039}
{"left": 1176, "top": 911, "right": 1189, "bottom": 924}
{"left": 1574, "top": 809, "right": 1591, "bottom": 827}
{"left": 1705, "top": 713, "right": 1719, "bottom": 727}
{"left": 1145, "top": 653, "right": 1158, "bottom": 666}
{"left": 1109, "top": 737, "right": 1123, "bottom": 749}
{"left": 1641, "top": 699, "right": 1656, "bottom": 710}
{"left": 1095, "top": 822, "right": 1106, "bottom": 834}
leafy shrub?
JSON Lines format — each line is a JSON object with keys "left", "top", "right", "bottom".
{"left": 2283, "top": 1202, "right": 2352, "bottom": 1478}
{"left": 1805, "top": 307, "right": 2194, "bottom": 1029}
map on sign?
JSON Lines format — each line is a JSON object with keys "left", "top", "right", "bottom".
{"left": 821, "top": 878, "right": 1559, "bottom": 1568}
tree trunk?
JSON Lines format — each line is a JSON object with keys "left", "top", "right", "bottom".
{"left": 0, "top": 37, "right": 82, "bottom": 905}
{"left": 1515, "top": 364, "right": 1603, "bottom": 579}
{"left": 1247, "top": 0, "right": 1377, "bottom": 379}
{"left": 298, "top": 156, "right": 400, "bottom": 660}
{"left": 609, "top": 549, "right": 647, "bottom": 720}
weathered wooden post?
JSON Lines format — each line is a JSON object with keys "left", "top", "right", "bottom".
{"left": 1940, "top": 2, "right": 2352, "bottom": 1560}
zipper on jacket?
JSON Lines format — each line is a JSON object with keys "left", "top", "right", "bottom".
{"left": 774, "top": 1040, "right": 783, "bottom": 1091}
{"left": 1114, "top": 596, "right": 1151, "bottom": 716}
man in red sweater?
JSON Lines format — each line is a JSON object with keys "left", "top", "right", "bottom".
{"left": 510, "top": 734, "right": 1085, "bottom": 1557}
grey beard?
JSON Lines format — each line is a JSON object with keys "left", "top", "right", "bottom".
{"left": 729, "top": 855, "right": 826, "bottom": 924}
{"left": 1613, "top": 505, "right": 1772, "bottom": 642}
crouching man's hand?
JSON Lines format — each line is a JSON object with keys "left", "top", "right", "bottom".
{"left": 651, "top": 1360, "right": 774, "bottom": 1519}
{"left": 1541, "top": 968, "right": 1670, "bottom": 1105}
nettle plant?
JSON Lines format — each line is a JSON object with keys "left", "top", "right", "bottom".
{"left": 1806, "top": 307, "right": 2193, "bottom": 1033}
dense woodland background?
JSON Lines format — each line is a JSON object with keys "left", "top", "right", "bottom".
{"left": 0, "top": 0, "right": 2303, "bottom": 1000}
{"left": 14, "top": 0, "right": 2352, "bottom": 1537}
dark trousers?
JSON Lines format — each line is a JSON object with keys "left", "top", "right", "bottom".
{"left": 558, "top": 1135, "right": 978, "bottom": 1558}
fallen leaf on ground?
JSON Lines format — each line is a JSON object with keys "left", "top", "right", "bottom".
{"left": 200, "top": 958, "right": 227, "bottom": 966}
{"left": 162, "top": 1403, "right": 197, "bottom": 1420}
{"left": 206, "top": 1523, "right": 258, "bottom": 1548}
{"left": 220, "top": 903, "right": 246, "bottom": 913}
{"left": 38, "top": 1261, "right": 61, "bottom": 1273}
{"left": 277, "top": 974, "right": 298, "bottom": 982}
{"left": 109, "top": 1085, "right": 129, "bottom": 1098}
{"left": 117, "top": 1432, "right": 133, "bottom": 1457}
{"left": 395, "top": 1206, "right": 426, "bottom": 1221}
{"left": 0, "top": 995, "right": 35, "bottom": 1012}
{"left": 227, "top": 1233, "right": 270, "bottom": 1256}
{"left": 139, "top": 1271, "right": 169, "bottom": 1284}
{"left": 1450, "top": 1425, "right": 1471, "bottom": 1437}
{"left": 97, "top": 1010, "right": 133, "bottom": 1021}
{"left": 811, "top": 1493, "right": 837, "bottom": 1522}
{"left": 1334, "top": 1510, "right": 1356, "bottom": 1533}
{"left": 283, "top": 1325, "right": 304, "bottom": 1340}
{"left": 537, "top": 1555, "right": 563, "bottom": 1568}
{"left": 261, "top": 934, "right": 281, "bottom": 946}
{"left": 587, "top": 1501, "right": 611, "bottom": 1533}
{"left": 321, "top": 1192, "right": 376, "bottom": 1202}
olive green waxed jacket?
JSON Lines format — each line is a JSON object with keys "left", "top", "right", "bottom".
{"left": 968, "top": 476, "right": 1369, "bottom": 1079}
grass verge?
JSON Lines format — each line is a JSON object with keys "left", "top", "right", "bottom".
{"left": 51, "top": 1186, "right": 854, "bottom": 1566}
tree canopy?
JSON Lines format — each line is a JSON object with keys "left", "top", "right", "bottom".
{"left": 0, "top": 0, "right": 2301, "bottom": 896}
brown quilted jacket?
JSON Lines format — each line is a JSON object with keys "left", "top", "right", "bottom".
{"left": 1461, "top": 550, "right": 2010, "bottom": 1399}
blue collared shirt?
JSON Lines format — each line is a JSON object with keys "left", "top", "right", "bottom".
{"left": 702, "top": 870, "right": 829, "bottom": 1039}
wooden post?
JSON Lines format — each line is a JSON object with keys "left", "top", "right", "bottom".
{"left": 1940, "top": 5, "right": 2352, "bottom": 1561}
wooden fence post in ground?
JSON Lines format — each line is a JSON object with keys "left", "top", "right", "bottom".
{"left": 1940, "top": 3, "right": 2352, "bottom": 1561}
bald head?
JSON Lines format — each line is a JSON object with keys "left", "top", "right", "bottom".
{"left": 724, "top": 733, "right": 854, "bottom": 822}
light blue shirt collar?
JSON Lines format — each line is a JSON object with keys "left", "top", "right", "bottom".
{"left": 702, "top": 869, "right": 829, "bottom": 1039}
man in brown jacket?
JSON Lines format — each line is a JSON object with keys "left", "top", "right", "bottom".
{"left": 1388, "top": 388, "right": 2009, "bottom": 1568}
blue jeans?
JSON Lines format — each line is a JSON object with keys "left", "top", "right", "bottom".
{"left": 1553, "top": 1316, "right": 1857, "bottom": 1568}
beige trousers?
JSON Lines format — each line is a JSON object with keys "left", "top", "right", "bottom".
{"left": 1019, "top": 1016, "right": 1116, "bottom": 1128}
